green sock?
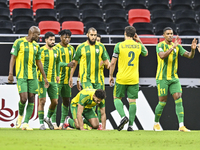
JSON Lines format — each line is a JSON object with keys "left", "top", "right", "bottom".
{"left": 175, "top": 98, "right": 184, "bottom": 123}
{"left": 97, "top": 106, "right": 101, "bottom": 123}
{"left": 60, "top": 104, "right": 69, "bottom": 123}
{"left": 129, "top": 102, "right": 136, "bottom": 126}
{"left": 68, "top": 118, "right": 76, "bottom": 128}
{"left": 18, "top": 101, "right": 25, "bottom": 116}
{"left": 24, "top": 102, "right": 34, "bottom": 123}
{"left": 83, "top": 118, "right": 91, "bottom": 126}
{"left": 38, "top": 111, "right": 44, "bottom": 124}
{"left": 154, "top": 101, "right": 166, "bottom": 122}
{"left": 114, "top": 98, "right": 125, "bottom": 118}
{"left": 47, "top": 108, "right": 55, "bottom": 119}
{"left": 51, "top": 106, "right": 57, "bottom": 123}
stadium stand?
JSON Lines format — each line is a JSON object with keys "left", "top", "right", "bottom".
{"left": 154, "top": 22, "right": 177, "bottom": 35}
{"left": 171, "top": 0, "right": 193, "bottom": 11}
{"left": 139, "top": 35, "right": 158, "bottom": 44}
{"left": 82, "top": 9, "right": 103, "bottom": 24}
{"left": 151, "top": 9, "right": 173, "bottom": 24}
{"left": 0, "top": 20, "right": 13, "bottom": 33}
{"left": 32, "top": 0, "right": 54, "bottom": 13}
{"left": 56, "top": 0, "right": 77, "bottom": 11}
{"left": 79, "top": 0, "right": 100, "bottom": 11}
{"left": 62, "top": 21, "right": 84, "bottom": 35}
{"left": 9, "top": 0, "right": 31, "bottom": 13}
{"left": 125, "top": 0, "right": 146, "bottom": 11}
{"left": 15, "top": 21, "right": 36, "bottom": 34}
{"left": 194, "top": 0, "right": 200, "bottom": 11}
{"left": 0, "top": 0, "right": 7, "bottom": 8}
{"left": 85, "top": 21, "right": 107, "bottom": 34}
{"left": 38, "top": 21, "right": 60, "bottom": 34}
{"left": 35, "top": 9, "right": 57, "bottom": 23}
{"left": 105, "top": 9, "right": 127, "bottom": 24}
{"left": 102, "top": 0, "right": 123, "bottom": 11}
{"left": 175, "top": 10, "right": 196, "bottom": 24}
{"left": 12, "top": 8, "right": 33, "bottom": 23}
{"left": 59, "top": 9, "right": 80, "bottom": 23}
{"left": 128, "top": 9, "right": 150, "bottom": 26}
{"left": 148, "top": 0, "right": 169, "bottom": 11}
{"left": 0, "top": 8, "right": 10, "bottom": 21}
{"left": 133, "top": 22, "right": 154, "bottom": 35}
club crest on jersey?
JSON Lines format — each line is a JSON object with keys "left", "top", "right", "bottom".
{"left": 11, "top": 48, "right": 15, "bottom": 53}
{"left": 69, "top": 50, "right": 71, "bottom": 55}
{"left": 159, "top": 48, "right": 163, "bottom": 52}
{"left": 174, "top": 49, "right": 176, "bottom": 53}
{"left": 54, "top": 53, "right": 57, "bottom": 58}
{"left": 96, "top": 49, "right": 99, "bottom": 53}
{"left": 34, "top": 46, "right": 36, "bottom": 51}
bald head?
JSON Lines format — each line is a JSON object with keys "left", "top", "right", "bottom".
{"left": 28, "top": 26, "right": 40, "bottom": 35}
{"left": 27, "top": 26, "right": 40, "bottom": 42}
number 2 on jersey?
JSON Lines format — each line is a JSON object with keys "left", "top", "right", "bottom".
{"left": 128, "top": 51, "right": 135, "bottom": 66}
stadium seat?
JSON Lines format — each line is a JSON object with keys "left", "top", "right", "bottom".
{"left": 39, "top": 21, "right": 60, "bottom": 34}
{"left": 194, "top": 0, "right": 200, "bottom": 11}
{"left": 139, "top": 35, "right": 158, "bottom": 44}
{"left": 108, "top": 22, "right": 129, "bottom": 35}
{"left": 0, "top": 0, "right": 7, "bottom": 8}
{"left": 102, "top": 0, "right": 123, "bottom": 11}
{"left": 12, "top": 8, "right": 33, "bottom": 23}
{"left": 105, "top": 9, "right": 127, "bottom": 24}
{"left": 0, "top": 8, "right": 10, "bottom": 21}
{"left": 82, "top": 9, "right": 103, "bottom": 24}
{"left": 62, "top": 21, "right": 84, "bottom": 35}
{"left": 79, "top": 0, "right": 100, "bottom": 11}
{"left": 56, "top": 0, "right": 77, "bottom": 11}
{"left": 125, "top": 0, "right": 146, "bottom": 11}
{"left": 32, "top": 0, "right": 54, "bottom": 13}
{"left": 133, "top": 23, "right": 154, "bottom": 35}
{"left": 0, "top": 20, "right": 13, "bottom": 33}
{"left": 151, "top": 10, "right": 173, "bottom": 24}
{"left": 9, "top": 0, "right": 31, "bottom": 13}
{"left": 36, "top": 9, "right": 57, "bottom": 23}
{"left": 148, "top": 0, "right": 169, "bottom": 11}
{"left": 196, "top": 11, "right": 200, "bottom": 24}
{"left": 59, "top": 9, "right": 80, "bottom": 24}
{"left": 85, "top": 21, "right": 107, "bottom": 34}
{"left": 175, "top": 10, "right": 196, "bottom": 24}
{"left": 154, "top": 22, "right": 177, "bottom": 35}
{"left": 171, "top": 0, "right": 192, "bottom": 11}
{"left": 128, "top": 9, "right": 150, "bottom": 26}
{"left": 15, "top": 21, "right": 36, "bottom": 34}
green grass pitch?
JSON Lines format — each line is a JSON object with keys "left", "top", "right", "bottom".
{"left": 0, "top": 128, "right": 200, "bottom": 150}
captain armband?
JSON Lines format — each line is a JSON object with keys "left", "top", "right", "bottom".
{"left": 112, "top": 53, "right": 118, "bottom": 58}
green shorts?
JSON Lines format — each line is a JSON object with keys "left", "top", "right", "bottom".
{"left": 81, "top": 81, "right": 102, "bottom": 89}
{"left": 58, "top": 83, "right": 71, "bottom": 98}
{"left": 156, "top": 78, "right": 182, "bottom": 97}
{"left": 113, "top": 82, "right": 139, "bottom": 99}
{"left": 38, "top": 81, "right": 58, "bottom": 99}
{"left": 17, "top": 78, "right": 38, "bottom": 94}
{"left": 70, "top": 104, "right": 97, "bottom": 120}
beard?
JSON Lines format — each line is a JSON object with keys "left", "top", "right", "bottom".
{"left": 88, "top": 37, "right": 96, "bottom": 45}
{"left": 48, "top": 43, "right": 54, "bottom": 48}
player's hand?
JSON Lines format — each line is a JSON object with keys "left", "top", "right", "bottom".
{"left": 191, "top": 38, "right": 197, "bottom": 50}
{"left": 105, "top": 63, "right": 110, "bottom": 70}
{"left": 77, "top": 81, "right": 82, "bottom": 91}
{"left": 133, "top": 33, "right": 141, "bottom": 43}
{"left": 173, "top": 36, "right": 180, "bottom": 48}
{"left": 67, "top": 62, "right": 75, "bottom": 68}
{"left": 69, "top": 77, "right": 73, "bottom": 88}
{"left": 197, "top": 43, "right": 200, "bottom": 53}
{"left": 44, "top": 78, "right": 49, "bottom": 88}
{"left": 109, "top": 76, "right": 114, "bottom": 87}
{"left": 56, "top": 76, "right": 60, "bottom": 83}
{"left": 8, "top": 73, "right": 14, "bottom": 83}
{"left": 80, "top": 127, "right": 87, "bottom": 130}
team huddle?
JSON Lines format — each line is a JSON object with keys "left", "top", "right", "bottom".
{"left": 8, "top": 25, "right": 199, "bottom": 132}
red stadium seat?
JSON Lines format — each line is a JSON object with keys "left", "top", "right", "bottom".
{"left": 32, "top": 0, "right": 54, "bottom": 13}
{"left": 62, "top": 21, "right": 84, "bottom": 35}
{"left": 39, "top": 21, "right": 60, "bottom": 34}
{"left": 128, "top": 9, "right": 150, "bottom": 26}
{"left": 139, "top": 35, "right": 158, "bottom": 44}
{"left": 9, "top": 0, "right": 31, "bottom": 13}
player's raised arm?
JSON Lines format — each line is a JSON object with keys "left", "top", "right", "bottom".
{"left": 183, "top": 38, "right": 197, "bottom": 59}
{"left": 134, "top": 34, "right": 148, "bottom": 57}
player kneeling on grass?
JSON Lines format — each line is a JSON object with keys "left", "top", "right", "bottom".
{"left": 66, "top": 89, "right": 106, "bottom": 130}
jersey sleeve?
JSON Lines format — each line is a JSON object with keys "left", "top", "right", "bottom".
{"left": 156, "top": 43, "right": 164, "bottom": 54}
{"left": 113, "top": 42, "right": 121, "bottom": 58}
{"left": 35, "top": 45, "right": 41, "bottom": 60}
{"left": 74, "top": 46, "right": 82, "bottom": 61}
{"left": 10, "top": 39, "right": 20, "bottom": 56}
{"left": 78, "top": 94, "right": 90, "bottom": 106}
{"left": 140, "top": 44, "right": 147, "bottom": 56}
{"left": 99, "top": 99, "right": 105, "bottom": 108}
{"left": 56, "top": 50, "right": 60, "bottom": 76}
{"left": 178, "top": 45, "right": 187, "bottom": 56}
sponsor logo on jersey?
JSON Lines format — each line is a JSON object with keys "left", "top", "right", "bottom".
{"left": 86, "top": 50, "right": 90, "bottom": 53}
{"left": 45, "top": 54, "right": 49, "bottom": 57}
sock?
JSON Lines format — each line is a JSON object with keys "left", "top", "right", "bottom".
{"left": 51, "top": 106, "right": 57, "bottom": 123}
{"left": 60, "top": 123, "right": 63, "bottom": 127}
{"left": 175, "top": 98, "right": 184, "bottom": 124}
{"left": 47, "top": 108, "right": 55, "bottom": 119}
{"left": 83, "top": 118, "right": 92, "bottom": 126}
{"left": 114, "top": 98, "right": 125, "bottom": 118}
{"left": 97, "top": 106, "right": 101, "bottom": 123}
{"left": 18, "top": 101, "right": 25, "bottom": 116}
{"left": 154, "top": 101, "right": 166, "bottom": 122}
{"left": 129, "top": 102, "right": 136, "bottom": 126}
{"left": 60, "top": 104, "right": 69, "bottom": 123}
{"left": 38, "top": 111, "right": 44, "bottom": 124}
{"left": 179, "top": 122, "right": 184, "bottom": 127}
{"left": 24, "top": 102, "right": 34, "bottom": 123}
{"left": 68, "top": 118, "right": 76, "bottom": 128}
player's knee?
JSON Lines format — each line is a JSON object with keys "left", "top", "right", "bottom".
{"left": 52, "top": 99, "right": 58, "bottom": 105}
{"left": 39, "top": 98, "right": 46, "bottom": 106}
{"left": 92, "top": 122, "right": 99, "bottom": 129}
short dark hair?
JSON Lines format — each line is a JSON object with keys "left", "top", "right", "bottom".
{"left": 163, "top": 27, "right": 173, "bottom": 34}
{"left": 59, "top": 29, "right": 72, "bottom": 36}
{"left": 88, "top": 27, "right": 97, "bottom": 33}
{"left": 97, "top": 34, "right": 101, "bottom": 38}
{"left": 95, "top": 89, "right": 106, "bottom": 100}
{"left": 45, "top": 32, "right": 55, "bottom": 39}
{"left": 125, "top": 26, "right": 136, "bottom": 38}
